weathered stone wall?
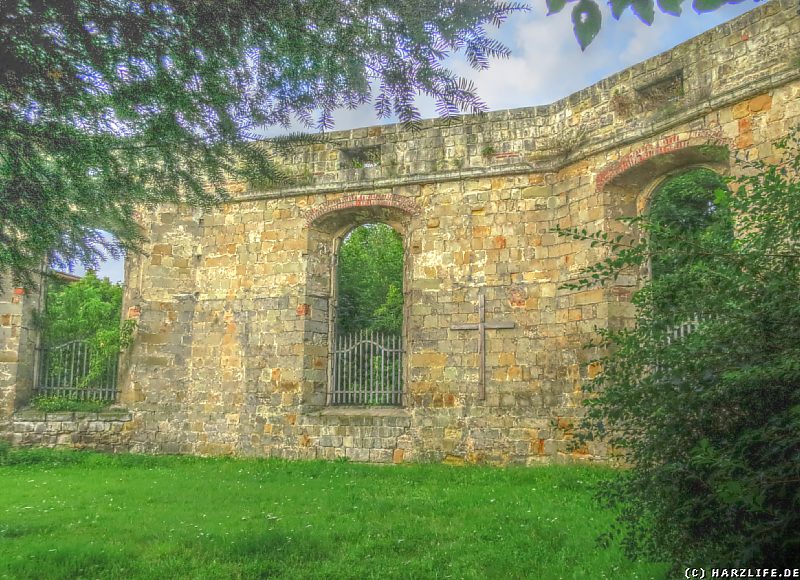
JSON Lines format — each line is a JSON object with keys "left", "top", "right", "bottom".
{"left": 0, "top": 276, "right": 41, "bottom": 432}
{"left": 115, "top": 0, "right": 800, "bottom": 464}
{"left": 10, "top": 409, "right": 133, "bottom": 452}
{"left": 3, "top": 0, "right": 798, "bottom": 463}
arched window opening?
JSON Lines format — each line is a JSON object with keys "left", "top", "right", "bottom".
{"left": 34, "top": 230, "right": 128, "bottom": 407}
{"left": 331, "top": 223, "right": 404, "bottom": 405}
{"left": 646, "top": 168, "right": 733, "bottom": 336}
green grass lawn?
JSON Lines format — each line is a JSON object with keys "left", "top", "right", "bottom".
{"left": 0, "top": 449, "right": 666, "bottom": 579}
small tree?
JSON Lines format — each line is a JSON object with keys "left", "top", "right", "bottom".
{"left": 336, "top": 224, "right": 404, "bottom": 336}
{"left": 560, "top": 132, "right": 800, "bottom": 570}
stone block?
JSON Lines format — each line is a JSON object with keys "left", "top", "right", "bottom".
{"left": 521, "top": 185, "right": 551, "bottom": 199}
{"left": 345, "top": 447, "right": 370, "bottom": 462}
{"left": 369, "top": 448, "right": 392, "bottom": 463}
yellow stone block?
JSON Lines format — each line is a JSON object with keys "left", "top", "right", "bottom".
{"left": 731, "top": 101, "right": 749, "bottom": 119}
{"left": 413, "top": 352, "right": 447, "bottom": 368}
{"left": 748, "top": 94, "right": 772, "bottom": 113}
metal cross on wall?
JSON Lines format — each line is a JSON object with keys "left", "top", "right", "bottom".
{"left": 449, "top": 293, "right": 516, "bottom": 400}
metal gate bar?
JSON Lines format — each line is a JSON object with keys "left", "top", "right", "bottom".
{"left": 35, "top": 340, "right": 120, "bottom": 401}
{"left": 331, "top": 330, "right": 402, "bottom": 405}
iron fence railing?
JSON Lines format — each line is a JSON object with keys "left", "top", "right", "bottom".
{"left": 35, "top": 340, "right": 120, "bottom": 401}
{"left": 330, "top": 330, "right": 403, "bottom": 405}
{"left": 665, "top": 315, "right": 704, "bottom": 345}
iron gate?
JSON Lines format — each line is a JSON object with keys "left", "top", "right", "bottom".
{"left": 330, "top": 330, "right": 403, "bottom": 405}
{"left": 35, "top": 340, "right": 120, "bottom": 401}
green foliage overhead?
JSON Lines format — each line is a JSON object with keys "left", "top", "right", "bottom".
{"left": 0, "top": 0, "right": 524, "bottom": 288}
{"left": 336, "top": 224, "right": 404, "bottom": 336}
{"left": 559, "top": 132, "right": 800, "bottom": 570}
{"left": 546, "top": 0, "right": 755, "bottom": 50}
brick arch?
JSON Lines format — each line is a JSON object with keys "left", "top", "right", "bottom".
{"left": 305, "top": 193, "right": 420, "bottom": 228}
{"left": 595, "top": 129, "right": 731, "bottom": 194}
{"left": 597, "top": 132, "right": 732, "bottom": 334}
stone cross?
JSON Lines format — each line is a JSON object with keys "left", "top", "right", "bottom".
{"left": 450, "top": 293, "right": 515, "bottom": 400}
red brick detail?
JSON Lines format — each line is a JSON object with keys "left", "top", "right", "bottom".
{"left": 611, "top": 287, "right": 632, "bottom": 300}
{"left": 508, "top": 287, "right": 526, "bottom": 308}
{"left": 305, "top": 193, "right": 419, "bottom": 226}
{"left": 296, "top": 303, "right": 311, "bottom": 317}
{"left": 127, "top": 305, "right": 141, "bottom": 320}
{"left": 595, "top": 129, "right": 728, "bottom": 192}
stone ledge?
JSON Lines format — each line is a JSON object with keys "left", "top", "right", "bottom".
{"left": 316, "top": 407, "right": 410, "bottom": 418}
{"left": 12, "top": 408, "right": 132, "bottom": 422}
{"left": 13, "top": 409, "right": 46, "bottom": 421}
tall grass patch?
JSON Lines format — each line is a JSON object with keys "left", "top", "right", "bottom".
{"left": 0, "top": 450, "right": 665, "bottom": 579}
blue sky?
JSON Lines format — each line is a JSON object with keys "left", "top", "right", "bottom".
{"left": 327, "top": 1, "right": 760, "bottom": 128}
{"left": 84, "top": 0, "right": 761, "bottom": 284}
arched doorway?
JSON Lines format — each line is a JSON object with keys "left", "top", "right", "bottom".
{"left": 331, "top": 223, "right": 404, "bottom": 405}
{"left": 303, "top": 198, "right": 417, "bottom": 408}
{"left": 34, "top": 229, "right": 128, "bottom": 405}
{"left": 645, "top": 168, "right": 733, "bottom": 340}
{"left": 647, "top": 168, "right": 732, "bottom": 280}
{"left": 598, "top": 143, "right": 731, "bottom": 331}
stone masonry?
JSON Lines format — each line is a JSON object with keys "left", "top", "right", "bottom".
{"left": 0, "top": 277, "right": 40, "bottom": 435}
{"left": 2, "top": 0, "right": 799, "bottom": 463}
{"left": 11, "top": 409, "right": 133, "bottom": 452}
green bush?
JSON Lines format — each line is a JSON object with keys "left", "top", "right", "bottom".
{"left": 31, "top": 395, "right": 112, "bottom": 413}
{"left": 561, "top": 130, "right": 800, "bottom": 570}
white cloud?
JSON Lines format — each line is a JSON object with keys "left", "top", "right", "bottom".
{"left": 445, "top": 1, "right": 758, "bottom": 113}
{"left": 317, "top": 0, "right": 759, "bottom": 128}
{"left": 256, "top": 1, "right": 758, "bottom": 134}
{"left": 447, "top": 6, "right": 613, "bottom": 108}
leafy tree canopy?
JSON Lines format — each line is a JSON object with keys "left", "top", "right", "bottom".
{"left": 0, "top": 0, "right": 523, "bottom": 288}
{"left": 560, "top": 132, "right": 800, "bottom": 570}
{"left": 546, "top": 0, "right": 756, "bottom": 50}
{"left": 648, "top": 168, "right": 732, "bottom": 279}
{"left": 336, "top": 223, "right": 403, "bottom": 336}
{"left": 41, "top": 270, "right": 122, "bottom": 344}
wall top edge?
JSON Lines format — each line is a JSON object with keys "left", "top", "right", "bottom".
{"left": 275, "top": 0, "right": 781, "bottom": 140}
{"left": 234, "top": 0, "right": 796, "bottom": 199}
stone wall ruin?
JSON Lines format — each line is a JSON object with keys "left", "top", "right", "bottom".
{"left": 2, "top": 0, "right": 799, "bottom": 463}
